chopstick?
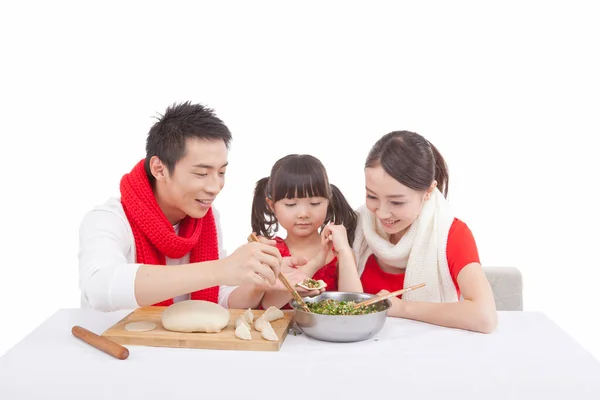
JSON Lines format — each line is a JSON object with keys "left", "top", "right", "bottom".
{"left": 354, "top": 283, "right": 426, "bottom": 308}
{"left": 247, "top": 233, "right": 312, "bottom": 313}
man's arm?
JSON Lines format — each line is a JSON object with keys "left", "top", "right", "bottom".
{"left": 79, "top": 209, "right": 280, "bottom": 311}
{"left": 212, "top": 207, "right": 268, "bottom": 309}
{"left": 79, "top": 209, "right": 223, "bottom": 310}
{"left": 134, "top": 262, "right": 226, "bottom": 307}
{"left": 79, "top": 209, "right": 142, "bottom": 311}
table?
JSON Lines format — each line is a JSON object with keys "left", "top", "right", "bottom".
{"left": 1, "top": 309, "right": 599, "bottom": 399}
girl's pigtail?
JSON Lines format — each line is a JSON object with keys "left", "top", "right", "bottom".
{"left": 251, "top": 177, "right": 279, "bottom": 238}
{"left": 326, "top": 183, "right": 358, "bottom": 245}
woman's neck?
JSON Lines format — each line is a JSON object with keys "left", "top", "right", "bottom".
{"left": 389, "top": 226, "right": 410, "bottom": 245}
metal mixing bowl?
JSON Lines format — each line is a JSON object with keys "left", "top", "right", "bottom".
{"left": 289, "top": 291, "right": 391, "bottom": 343}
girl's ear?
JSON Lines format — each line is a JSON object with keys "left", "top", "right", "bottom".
{"left": 266, "top": 197, "right": 275, "bottom": 213}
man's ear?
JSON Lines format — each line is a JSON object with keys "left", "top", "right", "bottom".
{"left": 149, "top": 156, "right": 167, "bottom": 181}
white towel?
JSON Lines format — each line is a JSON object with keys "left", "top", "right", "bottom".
{"left": 352, "top": 188, "right": 458, "bottom": 302}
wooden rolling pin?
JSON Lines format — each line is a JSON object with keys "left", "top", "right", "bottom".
{"left": 71, "top": 325, "right": 129, "bottom": 360}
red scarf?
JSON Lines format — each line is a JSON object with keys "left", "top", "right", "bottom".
{"left": 120, "top": 159, "right": 220, "bottom": 306}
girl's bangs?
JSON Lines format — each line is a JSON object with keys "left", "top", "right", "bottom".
{"left": 271, "top": 168, "right": 330, "bottom": 202}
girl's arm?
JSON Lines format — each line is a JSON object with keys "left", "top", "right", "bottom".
{"left": 336, "top": 248, "right": 363, "bottom": 293}
{"left": 321, "top": 223, "right": 364, "bottom": 293}
{"left": 384, "top": 262, "right": 498, "bottom": 333}
{"left": 226, "top": 283, "right": 265, "bottom": 309}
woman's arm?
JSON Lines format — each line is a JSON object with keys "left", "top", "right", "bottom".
{"left": 385, "top": 262, "right": 498, "bottom": 333}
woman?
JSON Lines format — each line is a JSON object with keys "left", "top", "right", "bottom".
{"left": 352, "top": 130, "right": 498, "bottom": 333}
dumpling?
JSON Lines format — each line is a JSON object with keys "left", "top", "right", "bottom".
{"left": 235, "top": 322, "right": 252, "bottom": 341}
{"left": 254, "top": 315, "right": 268, "bottom": 332}
{"left": 261, "top": 321, "right": 279, "bottom": 342}
{"left": 297, "top": 278, "right": 327, "bottom": 290}
{"left": 263, "top": 306, "right": 284, "bottom": 322}
{"left": 243, "top": 308, "right": 254, "bottom": 324}
{"left": 235, "top": 316, "right": 250, "bottom": 330}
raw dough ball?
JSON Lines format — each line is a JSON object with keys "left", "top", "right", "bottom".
{"left": 161, "top": 300, "right": 230, "bottom": 333}
{"left": 125, "top": 321, "right": 157, "bottom": 332}
{"left": 235, "top": 323, "right": 252, "bottom": 341}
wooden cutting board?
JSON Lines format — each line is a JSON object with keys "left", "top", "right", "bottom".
{"left": 101, "top": 306, "right": 294, "bottom": 352}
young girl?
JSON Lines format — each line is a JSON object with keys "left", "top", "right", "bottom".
{"left": 251, "top": 154, "right": 363, "bottom": 309}
{"left": 352, "top": 131, "right": 498, "bottom": 333}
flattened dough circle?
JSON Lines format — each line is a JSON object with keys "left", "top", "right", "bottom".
{"left": 125, "top": 321, "right": 157, "bottom": 332}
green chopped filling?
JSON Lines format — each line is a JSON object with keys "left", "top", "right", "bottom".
{"left": 301, "top": 278, "right": 321, "bottom": 288}
{"left": 305, "top": 299, "right": 379, "bottom": 315}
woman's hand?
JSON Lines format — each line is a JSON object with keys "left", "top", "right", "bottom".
{"left": 376, "top": 290, "right": 405, "bottom": 317}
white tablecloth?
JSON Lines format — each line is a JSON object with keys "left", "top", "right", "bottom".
{"left": 0, "top": 309, "right": 599, "bottom": 399}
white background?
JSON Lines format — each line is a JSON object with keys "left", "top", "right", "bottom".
{"left": 1, "top": 1, "right": 599, "bottom": 360}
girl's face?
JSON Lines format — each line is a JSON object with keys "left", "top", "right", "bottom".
{"left": 364, "top": 165, "right": 435, "bottom": 242}
{"left": 269, "top": 196, "right": 330, "bottom": 238}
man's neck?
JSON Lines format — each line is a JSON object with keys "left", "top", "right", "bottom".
{"left": 154, "top": 186, "right": 185, "bottom": 226}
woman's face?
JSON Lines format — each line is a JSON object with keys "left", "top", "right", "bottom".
{"left": 365, "top": 165, "right": 435, "bottom": 242}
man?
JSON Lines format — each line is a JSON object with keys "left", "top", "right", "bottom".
{"left": 78, "top": 101, "right": 318, "bottom": 312}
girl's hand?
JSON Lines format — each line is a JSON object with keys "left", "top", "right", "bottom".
{"left": 308, "top": 241, "right": 333, "bottom": 271}
{"left": 321, "top": 223, "right": 352, "bottom": 256}
{"left": 260, "top": 265, "right": 324, "bottom": 297}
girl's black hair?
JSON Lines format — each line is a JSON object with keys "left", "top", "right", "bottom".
{"left": 251, "top": 154, "right": 357, "bottom": 244}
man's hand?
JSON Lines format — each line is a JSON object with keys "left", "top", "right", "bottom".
{"left": 219, "top": 239, "right": 282, "bottom": 286}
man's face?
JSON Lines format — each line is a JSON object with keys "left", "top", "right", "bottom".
{"left": 154, "top": 138, "right": 228, "bottom": 223}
